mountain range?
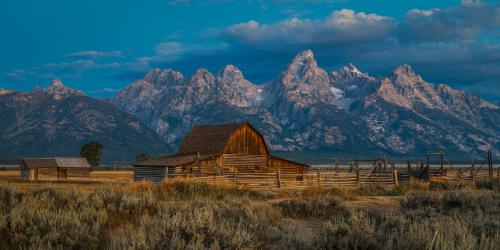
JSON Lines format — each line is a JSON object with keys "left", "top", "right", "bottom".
{"left": 1, "top": 50, "right": 498, "bottom": 162}
{"left": 0, "top": 79, "right": 169, "bottom": 161}
{"left": 113, "top": 49, "right": 500, "bottom": 160}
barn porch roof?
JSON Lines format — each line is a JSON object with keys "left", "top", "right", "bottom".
{"left": 135, "top": 153, "right": 310, "bottom": 168}
{"left": 269, "top": 155, "right": 311, "bottom": 168}
{"left": 135, "top": 154, "right": 216, "bottom": 167}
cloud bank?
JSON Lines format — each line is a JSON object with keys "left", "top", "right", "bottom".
{"left": 2, "top": 1, "right": 499, "bottom": 100}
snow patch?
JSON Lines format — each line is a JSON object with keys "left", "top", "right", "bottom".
{"left": 333, "top": 98, "right": 355, "bottom": 110}
{"left": 255, "top": 88, "right": 265, "bottom": 103}
{"left": 347, "top": 85, "right": 358, "bottom": 91}
{"left": 330, "top": 87, "right": 344, "bottom": 99}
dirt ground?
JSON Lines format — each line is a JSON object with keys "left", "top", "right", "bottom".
{"left": 343, "top": 196, "right": 401, "bottom": 209}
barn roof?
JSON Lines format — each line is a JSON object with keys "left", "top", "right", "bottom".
{"left": 23, "top": 157, "right": 91, "bottom": 169}
{"left": 135, "top": 122, "right": 309, "bottom": 168}
{"left": 177, "top": 122, "right": 249, "bottom": 155}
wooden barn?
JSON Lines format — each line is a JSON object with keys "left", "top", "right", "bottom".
{"left": 20, "top": 157, "right": 92, "bottom": 181}
{"left": 134, "top": 123, "right": 310, "bottom": 182}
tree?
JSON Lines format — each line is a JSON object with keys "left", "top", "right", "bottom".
{"left": 80, "top": 141, "right": 103, "bottom": 167}
{"left": 136, "top": 152, "right": 151, "bottom": 162}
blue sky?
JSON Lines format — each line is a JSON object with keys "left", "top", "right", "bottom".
{"left": 1, "top": 0, "right": 499, "bottom": 100}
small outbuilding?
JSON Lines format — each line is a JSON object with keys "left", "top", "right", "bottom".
{"left": 134, "top": 122, "right": 310, "bottom": 182}
{"left": 20, "top": 157, "right": 92, "bottom": 180}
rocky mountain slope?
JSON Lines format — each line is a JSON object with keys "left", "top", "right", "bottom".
{"left": 0, "top": 80, "right": 169, "bottom": 160}
{"left": 113, "top": 50, "right": 499, "bottom": 159}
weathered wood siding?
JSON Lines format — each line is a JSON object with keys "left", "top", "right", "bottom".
{"left": 20, "top": 167, "right": 91, "bottom": 180}
{"left": 221, "top": 154, "right": 268, "bottom": 173}
{"left": 223, "top": 124, "right": 268, "bottom": 155}
{"left": 178, "top": 157, "right": 221, "bottom": 176}
{"left": 134, "top": 166, "right": 165, "bottom": 182}
{"left": 65, "top": 168, "right": 91, "bottom": 178}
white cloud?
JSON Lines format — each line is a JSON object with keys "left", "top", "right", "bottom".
{"left": 65, "top": 50, "right": 123, "bottom": 59}
{"left": 4, "top": 69, "right": 29, "bottom": 81}
{"left": 399, "top": 2, "right": 500, "bottom": 42}
{"left": 154, "top": 42, "right": 185, "bottom": 57}
{"left": 224, "top": 9, "right": 396, "bottom": 49}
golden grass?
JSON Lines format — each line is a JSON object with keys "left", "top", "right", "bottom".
{"left": 0, "top": 170, "right": 133, "bottom": 181}
{"left": 0, "top": 171, "right": 20, "bottom": 180}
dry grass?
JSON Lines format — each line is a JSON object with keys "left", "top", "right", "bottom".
{"left": 0, "top": 170, "right": 133, "bottom": 182}
{"left": 0, "top": 171, "right": 499, "bottom": 249}
{"left": 0, "top": 171, "right": 19, "bottom": 181}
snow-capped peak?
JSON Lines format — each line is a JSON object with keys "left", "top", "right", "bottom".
{"left": 219, "top": 64, "right": 244, "bottom": 83}
{"left": 50, "top": 78, "right": 64, "bottom": 87}
{"left": 45, "top": 79, "right": 83, "bottom": 96}
{"left": 190, "top": 68, "right": 215, "bottom": 86}
{"left": 392, "top": 64, "right": 419, "bottom": 80}
{"left": 144, "top": 68, "right": 162, "bottom": 81}
{"left": 341, "top": 63, "right": 362, "bottom": 75}
{"left": 143, "top": 68, "right": 185, "bottom": 85}
{"left": 289, "top": 49, "right": 317, "bottom": 70}
{"left": 280, "top": 49, "right": 329, "bottom": 87}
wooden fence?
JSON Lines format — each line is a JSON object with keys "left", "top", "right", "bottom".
{"left": 2, "top": 159, "right": 498, "bottom": 190}
{"left": 158, "top": 168, "right": 409, "bottom": 190}
{"left": 158, "top": 163, "right": 499, "bottom": 190}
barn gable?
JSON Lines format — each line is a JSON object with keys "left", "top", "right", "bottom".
{"left": 223, "top": 123, "right": 268, "bottom": 155}
{"left": 177, "top": 123, "right": 268, "bottom": 156}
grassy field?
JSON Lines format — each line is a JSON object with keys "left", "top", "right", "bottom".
{"left": 0, "top": 171, "right": 499, "bottom": 249}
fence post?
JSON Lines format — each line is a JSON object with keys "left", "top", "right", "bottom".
{"left": 317, "top": 170, "right": 321, "bottom": 188}
{"left": 277, "top": 167, "right": 281, "bottom": 189}
{"left": 233, "top": 167, "right": 238, "bottom": 185}
{"left": 471, "top": 159, "right": 475, "bottom": 185}
{"left": 197, "top": 152, "right": 201, "bottom": 177}
{"left": 440, "top": 152, "right": 445, "bottom": 176}
{"left": 356, "top": 162, "right": 360, "bottom": 186}
{"left": 383, "top": 156, "right": 388, "bottom": 173}
{"left": 426, "top": 155, "right": 430, "bottom": 170}
{"left": 211, "top": 156, "right": 217, "bottom": 183}
{"left": 220, "top": 157, "right": 224, "bottom": 177}
{"left": 392, "top": 163, "right": 398, "bottom": 187}
{"left": 407, "top": 160, "right": 412, "bottom": 184}
{"left": 213, "top": 166, "right": 217, "bottom": 183}
{"left": 488, "top": 149, "right": 493, "bottom": 180}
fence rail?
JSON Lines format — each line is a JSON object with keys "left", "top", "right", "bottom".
{"left": 155, "top": 170, "right": 407, "bottom": 189}
{"left": 154, "top": 165, "right": 499, "bottom": 190}
{"left": 2, "top": 160, "right": 498, "bottom": 190}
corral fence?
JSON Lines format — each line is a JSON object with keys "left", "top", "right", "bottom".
{"left": 2, "top": 155, "right": 498, "bottom": 189}
{"left": 158, "top": 171, "right": 403, "bottom": 190}
{"left": 156, "top": 157, "right": 499, "bottom": 190}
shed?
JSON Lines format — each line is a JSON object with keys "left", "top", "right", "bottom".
{"left": 134, "top": 122, "right": 310, "bottom": 182}
{"left": 20, "top": 157, "right": 92, "bottom": 180}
